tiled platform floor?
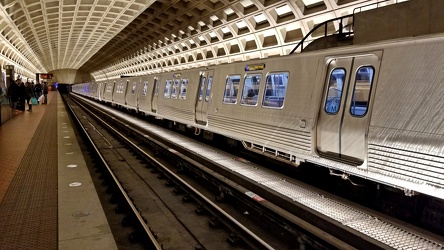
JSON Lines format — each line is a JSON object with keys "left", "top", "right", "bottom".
{"left": 0, "top": 92, "right": 58, "bottom": 249}
{"left": 0, "top": 94, "right": 49, "bottom": 202}
{"left": 0, "top": 91, "right": 117, "bottom": 249}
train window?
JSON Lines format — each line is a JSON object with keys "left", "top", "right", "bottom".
{"left": 262, "top": 72, "right": 288, "bottom": 108}
{"left": 120, "top": 83, "right": 124, "bottom": 94}
{"left": 142, "top": 81, "right": 148, "bottom": 96}
{"left": 223, "top": 75, "right": 241, "bottom": 104}
{"left": 116, "top": 83, "right": 121, "bottom": 93}
{"left": 198, "top": 76, "right": 206, "bottom": 101}
{"left": 153, "top": 78, "right": 159, "bottom": 96}
{"left": 350, "top": 66, "right": 374, "bottom": 117}
{"left": 241, "top": 74, "right": 261, "bottom": 106}
{"left": 179, "top": 79, "right": 188, "bottom": 99}
{"left": 324, "top": 68, "right": 346, "bottom": 114}
{"left": 164, "top": 80, "right": 172, "bottom": 98}
{"left": 205, "top": 76, "right": 212, "bottom": 102}
{"left": 131, "top": 81, "right": 136, "bottom": 95}
{"left": 171, "top": 79, "right": 180, "bottom": 98}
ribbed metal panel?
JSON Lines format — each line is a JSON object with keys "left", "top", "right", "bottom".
{"left": 209, "top": 115, "right": 312, "bottom": 153}
{"left": 158, "top": 106, "right": 194, "bottom": 123}
{"left": 368, "top": 144, "right": 444, "bottom": 188}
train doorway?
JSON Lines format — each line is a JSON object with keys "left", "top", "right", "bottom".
{"left": 316, "top": 53, "right": 380, "bottom": 165}
{"left": 151, "top": 77, "right": 160, "bottom": 113}
{"left": 195, "top": 70, "right": 213, "bottom": 125}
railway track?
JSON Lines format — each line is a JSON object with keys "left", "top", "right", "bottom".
{"left": 63, "top": 93, "right": 444, "bottom": 250}
{"left": 64, "top": 94, "right": 291, "bottom": 249}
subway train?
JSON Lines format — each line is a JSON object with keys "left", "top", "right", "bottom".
{"left": 72, "top": 33, "right": 444, "bottom": 202}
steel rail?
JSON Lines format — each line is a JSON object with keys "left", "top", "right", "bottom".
{"left": 71, "top": 94, "right": 276, "bottom": 250}
{"left": 64, "top": 95, "right": 163, "bottom": 250}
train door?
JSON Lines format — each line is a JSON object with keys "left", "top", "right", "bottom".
{"left": 195, "top": 70, "right": 214, "bottom": 125}
{"left": 316, "top": 54, "right": 380, "bottom": 164}
{"left": 98, "top": 82, "right": 104, "bottom": 101}
{"left": 151, "top": 76, "right": 160, "bottom": 113}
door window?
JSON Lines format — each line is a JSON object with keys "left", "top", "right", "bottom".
{"left": 324, "top": 68, "right": 346, "bottom": 114}
{"left": 350, "top": 66, "right": 374, "bottom": 117}
{"left": 205, "top": 76, "right": 212, "bottom": 102}
{"left": 153, "top": 78, "right": 159, "bottom": 96}
{"left": 198, "top": 76, "right": 206, "bottom": 101}
{"left": 131, "top": 81, "right": 136, "bottom": 95}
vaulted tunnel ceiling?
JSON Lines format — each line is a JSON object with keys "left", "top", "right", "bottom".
{"left": 0, "top": 0, "right": 408, "bottom": 82}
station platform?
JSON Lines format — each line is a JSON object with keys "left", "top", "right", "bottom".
{"left": 0, "top": 92, "right": 117, "bottom": 249}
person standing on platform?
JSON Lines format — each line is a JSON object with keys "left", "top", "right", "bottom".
{"left": 25, "top": 80, "right": 35, "bottom": 111}
{"left": 7, "top": 79, "right": 19, "bottom": 111}
{"left": 42, "top": 82, "right": 48, "bottom": 104}
{"left": 16, "top": 79, "right": 26, "bottom": 113}
{"left": 34, "top": 81, "right": 42, "bottom": 100}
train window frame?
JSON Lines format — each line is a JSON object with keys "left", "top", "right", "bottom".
{"left": 205, "top": 76, "right": 213, "bottom": 102}
{"left": 179, "top": 79, "right": 188, "bottom": 99}
{"left": 142, "top": 81, "right": 148, "bottom": 96}
{"left": 223, "top": 74, "right": 241, "bottom": 104}
{"left": 131, "top": 81, "right": 136, "bottom": 95}
{"left": 240, "top": 74, "right": 262, "bottom": 106}
{"left": 324, "top": 68, "right": 346, "bottom": 115}
{"left": 164, "top": 79, "right": 172, "bottom": 98}
{"left": 198, "top": 75, "right": 206, "bottom": 101}
{"left": 349, "top": 66, "right": 375, "bottom": 117}
{"left": 262, "top": 71, "right": 289, "bottom": 109}
{"left": 171, "top": 79, "right": 180, "bottom": 99}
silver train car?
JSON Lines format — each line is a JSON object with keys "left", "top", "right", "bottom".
{"left": 72, "top": 33, "right": 444, "bottom": 201}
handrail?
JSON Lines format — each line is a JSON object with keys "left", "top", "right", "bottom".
{"left": 353, "top": 0, "right": 407, "bottom": 15}
{"left": 289, "top": 14, "right": 354, "bottom": 55}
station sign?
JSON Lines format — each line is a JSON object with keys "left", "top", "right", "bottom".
{"left": 40, "top": 73, "right": 53, "bottom": 79}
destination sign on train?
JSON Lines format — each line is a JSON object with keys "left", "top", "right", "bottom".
{"left": 173, "top": 73, "right": 182, "bottom": 77}
{"left": 245, "top": 63, "right": 265, "bottom": 71}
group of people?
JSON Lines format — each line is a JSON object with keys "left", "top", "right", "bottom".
{"left": 7, "top": 79, "right": 48, "bottom": 113}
